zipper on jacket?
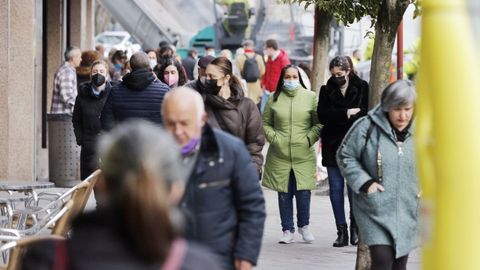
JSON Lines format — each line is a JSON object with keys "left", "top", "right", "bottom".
{"left": 289, "top": 96, "right": 293, "bottom": 166}
{"left": 392, "top": 129, "right": 409, "bottom": 156}
{"left": 396, "top": 142, "right": 404, "bottom": 156}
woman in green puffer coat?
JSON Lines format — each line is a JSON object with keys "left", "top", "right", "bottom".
{"left": 337, "top": 80, "right": 419, "bottom": 270}
{"left": 262, "top": 65, "right": 322, "bottom": 244}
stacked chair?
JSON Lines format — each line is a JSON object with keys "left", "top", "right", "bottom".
{"left": 0, "top": 170, "right": 100, "bottom": 269}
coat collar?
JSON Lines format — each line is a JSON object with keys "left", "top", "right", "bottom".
{"left": 326, "top": 77, "right": 360, "bottom": 107}
{"left": 283, "top": 86, "right": 300, "bottom": 97}
{"left": 199, "top": 123, "right": 220, "bottom": 158}
{"left": 79, "top": 81, "right": 111, "bottom": 99}
{"left": 191, "top": 124, "right": 224, "bottom": 178}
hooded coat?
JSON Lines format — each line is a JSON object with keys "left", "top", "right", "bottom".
{"left": 336, "top": 105, "right": 419, "bottom": 258}
{"left": 262, "top": 86, "right": 322, "bottom": 192}
{"left": 100, "top": 69, "right": 169, "bottom": 130}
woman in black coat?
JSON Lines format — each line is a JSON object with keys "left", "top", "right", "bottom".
{"left": 72, "top": 59, "right": 111, "bottom": 180}
{"left": 317, "top": 56, "right": 369, "bottom": 247}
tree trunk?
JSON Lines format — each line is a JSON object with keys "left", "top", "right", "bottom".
{"left": 311, "top": 8, "right": 332, "bottom": 94}
{"left": 356, "top": 243, "right": 371, "bottom": 270}
{"left": 367, "top": 0, "right": 409, "bottom": 108}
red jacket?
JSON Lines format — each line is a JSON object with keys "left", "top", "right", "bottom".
{"left": 262, "top": 49, "right": 291, "bottom": 92}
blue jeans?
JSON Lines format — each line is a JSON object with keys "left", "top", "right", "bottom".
{"left": 327, "top": 166, "right": 353, "bottom": 225}
{"left": 278, "top": 170, "right": 311, "bottom": 232}
{"left": 260, "top": 90, "right": 270, "bottom": 113}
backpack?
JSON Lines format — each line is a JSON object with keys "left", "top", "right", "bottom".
{"left": 242, "top": 54, "right": 260, "bottom": 82}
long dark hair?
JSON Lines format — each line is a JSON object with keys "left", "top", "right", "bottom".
{"left": 209, "top": 56, "right": 243, "bottom": 96}
{"left": 98, "top": 120, "right": 185, "bottom": 263}
{"left": 272, "top": 64, "right": 307, "bottom": 102}
{"left": 157, "top": 58, "right": 187, "bottom": 86}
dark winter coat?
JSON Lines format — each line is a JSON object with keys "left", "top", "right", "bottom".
{"left": 204, "top": 86, "right": 265, "bottom": 172}
{"left": 100, "top": 69, "right": 169, "bottom": 130}
{"left": 21, "top": 207, "right": 223, "bottom": 270}
{"left": 182, "top": 56, "right": 196, "bottom": 80}
{"left": 317, "top": 74, "right": 369, "bottom": 166}
{"left": 181, "top": 124, "right": 266, "bottom": 270}
{"left": 184, "top": 79, "right": 206, "bottom": 95}
{"left": 72, "top": 81, "right": 111, "bottom": 179}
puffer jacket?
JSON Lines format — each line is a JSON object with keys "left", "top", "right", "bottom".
{"left": 100, "top": 69, "right": 169, "bottom": 130}
{"left": 204, "top": 86, "right": 265, "bottom": 172}
{"left": 336, "top": 105, "right": 419, "bottom": 258}
{"left": 262, "top": 86, "right": 322, "bottom": 192}
{"left": 181, "top": 124, "right": 266, "bottom": 270}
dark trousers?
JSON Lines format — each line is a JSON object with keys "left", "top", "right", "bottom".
{"left": 327, "top": 166, "right": 353, "bottom": 225}
{"left": 278, "top": 170, "right": 311, "bottom": 232}
{"left": 80, "top": 145, "right": 98, "bottom": 180}
{"left": 370, "top": 245, "right": 409, "bottom": 270}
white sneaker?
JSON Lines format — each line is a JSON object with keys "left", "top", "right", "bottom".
{"left": 278, "top": 230, "right": 295, "bottom": 244}
{"left": 298, "top": 225, "right": 315, "bottom": 243}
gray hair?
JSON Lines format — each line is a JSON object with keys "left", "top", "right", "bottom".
{"left": 98, "top": 120, "right": 185, "bottom": 196}
{"left": 381, "top": 79, "right": 417, "bottom": 112}
{"left": 163, "top": 86, "right": 205, "bottom": 123}
{"left": 64, "top": 46, "right": 80, "bottom": 61}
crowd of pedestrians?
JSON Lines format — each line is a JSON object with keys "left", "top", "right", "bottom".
{"left": 44, "top": 38, "right": 419, "bottom": 270}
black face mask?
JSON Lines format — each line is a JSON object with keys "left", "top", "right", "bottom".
{"left": 333, "top": 75, "right": 347, "bottom": 87}
{"left": 205, "top": 79, "right": 222, "bottom": 95}
{"left": 91, "top": 73, "right": 106, "bottom": 87}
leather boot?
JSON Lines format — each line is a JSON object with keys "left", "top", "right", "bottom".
{"left": 350, "top": 218, "right": 359, "bottom": 245}
{"left": 333, "top": 224, "right": 349, "bottom": 247}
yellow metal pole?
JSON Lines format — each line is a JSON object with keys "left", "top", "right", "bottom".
{"left": 419, "top": 0, "right": 480, "bottom": 269}
{"left": 416, "top": 67, "right": 435, "bottom": 270}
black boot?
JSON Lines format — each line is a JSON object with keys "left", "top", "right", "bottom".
{"left": 333, "top": 224, "right": 349, "bottom": 247}
{"left": 350, "top": 218, "right": 359, "bottom": 246}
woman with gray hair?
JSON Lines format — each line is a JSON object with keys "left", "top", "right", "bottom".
{"left": 336, "top": 80, "right": 418, "bottom": 270}
{"left": 22, "top": 120, "right": 222, "bottom": 270}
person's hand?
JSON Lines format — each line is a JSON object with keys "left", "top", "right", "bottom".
{"left": 347, "top": 108, "right": 361, "bottom": 119}
{"left": 234, "top": 259, "right": 253, "bottom": 270}
{"left": 367, "top": 182, "right": 385, "bottom": 194}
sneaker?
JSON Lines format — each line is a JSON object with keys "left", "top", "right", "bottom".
{"left": 298, "top": 225, "right": 315, "bottom": 243}
{"left": 278, "top": 230, "right": 295, "bottom": 244}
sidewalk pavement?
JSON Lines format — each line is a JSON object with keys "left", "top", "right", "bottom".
{"left": 256, "top": 187, "right": 421, "bottom": 270}
{"left": 82, "top": 182, "right": 421, "bottom": 269}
